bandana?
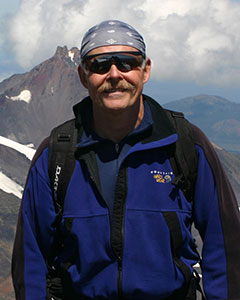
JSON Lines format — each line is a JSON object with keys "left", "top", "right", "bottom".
{"left": 80, "top": 20, "right": 146, "bottom": 59}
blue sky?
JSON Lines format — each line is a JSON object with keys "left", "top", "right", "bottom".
{"left": 1, "top": 0, "right": 240, "bottom": 104}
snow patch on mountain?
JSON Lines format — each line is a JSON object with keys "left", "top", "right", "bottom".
{"left": 0, "top": 136, "right": 36, "bottom": 160}
{"left": 68, "top": 50, "right": 75, "bottom": 62}
{"left": 8, "top": 89, "right": 32, "bottom": 103}
{"left": 0, "top": 171, "right": 23, "bottom": 199}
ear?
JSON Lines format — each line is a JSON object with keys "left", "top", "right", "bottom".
{"left": 78, "top": 65, "right": 88, "bottom": 88}
{"left": 142, "top": 58, "right": 151, "bottom": 84}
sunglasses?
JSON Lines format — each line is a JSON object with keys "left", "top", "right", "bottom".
{"left": 82, "top": 51, "right": 145, "bottom": 74}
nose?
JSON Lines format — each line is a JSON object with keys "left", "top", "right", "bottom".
{"left": 107, "top": 63, "right": 123, "bottom": 80}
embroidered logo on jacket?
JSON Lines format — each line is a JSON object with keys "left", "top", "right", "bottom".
{"left": 150, "top": 170, "right": 173, "bottom": 183}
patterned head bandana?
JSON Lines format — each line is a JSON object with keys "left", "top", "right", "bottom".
{"left": 80, "top": 20, "right": 146, "bottom": 59}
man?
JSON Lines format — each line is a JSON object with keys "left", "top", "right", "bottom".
{"left": 12, "top": 20, "right": 240, "bottom": 300}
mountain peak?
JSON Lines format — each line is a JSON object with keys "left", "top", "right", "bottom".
{"left": 0, "top": 45, "right": 87, "bottom": 147}
{"left": 55, "top": 46, "right": 68, "bottom": 56}
{"left": 55, "top": 45, "right": 69, "bottom": 56}
{"left": 54, "top": 46, "right": 81, "bottom": 65}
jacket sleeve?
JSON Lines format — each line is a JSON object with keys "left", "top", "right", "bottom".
{"left": 12, "top": 139, "right": 57, "bottom": 300}
{"left": 192, "top": 124, "right": 240, "bottom": 300}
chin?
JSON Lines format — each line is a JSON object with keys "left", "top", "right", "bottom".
{"left": 103, "top": 103, "right": 128, "bottom": 113}
{"left": 101, "top": 95, "right": 130, "bottom": 108}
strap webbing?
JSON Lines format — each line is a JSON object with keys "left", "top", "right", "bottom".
{"left": 165, "top": 110, "right": 198, "bottom": 203}
{"left": 162, "top": 211, "right": 192, "bottom": 283}
{"left": 48, "top": 119, "right": 78, "bottom": 223}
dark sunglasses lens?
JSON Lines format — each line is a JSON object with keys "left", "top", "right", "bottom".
{"left": 88, "top": 57, "right": 112, "bottom": 74}
{"left": 115, "top": 55, "right": 141, "bottom": 72}
{"left": 85, "top": 54, "right": 142, "bottom": 74}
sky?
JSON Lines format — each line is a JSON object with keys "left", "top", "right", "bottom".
{"left": 1, "top": 0, "right": 240, "bottom": 103}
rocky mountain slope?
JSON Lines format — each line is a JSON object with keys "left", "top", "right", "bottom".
{"left": 0, "top": 190, "right": 20, "bottom": 300}
{"left": 0, "top": 46, "right": 87, "bottom": 147}
{"left": 215, "top": 146, "right": 240, "bottom": 200}
{"left": 0, "top": 137, "right": 34, "bottom": 300}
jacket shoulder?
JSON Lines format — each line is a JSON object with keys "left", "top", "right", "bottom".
{"left": 30, "top": 137, "right": 50, "bottom": 167}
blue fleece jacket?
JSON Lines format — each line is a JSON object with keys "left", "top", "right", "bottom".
{"left": 11, "top": 96, "right": 240, "bottom": 300}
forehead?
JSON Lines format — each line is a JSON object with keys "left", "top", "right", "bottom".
{"left": 87, "top": 45, "right": 138, "bottom": 56}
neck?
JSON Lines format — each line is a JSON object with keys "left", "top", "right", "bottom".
{"left": 93, "top": 97, "right": 144, "bottom": 143}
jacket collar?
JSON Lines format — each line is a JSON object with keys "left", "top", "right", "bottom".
{"left": 73, "top": 95, "right": 177, "bottom": 146}
{"left": 142, "top": 94, "right": 176, "bottom": 143}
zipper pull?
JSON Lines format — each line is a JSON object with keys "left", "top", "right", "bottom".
{"left": 115, "top": 143, "right": 119, "bottom": 153}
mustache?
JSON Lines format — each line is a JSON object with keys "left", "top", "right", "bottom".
{"left": 98, "top": 81, "right": 134, "bottom": 93}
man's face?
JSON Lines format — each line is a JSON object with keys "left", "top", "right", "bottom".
{"left": 78, "top": 45, "right": 151, "bottom": 115}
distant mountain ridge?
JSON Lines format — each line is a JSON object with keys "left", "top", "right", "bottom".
{"left": 163, "top": 95, "right": 240, "bottom": 152}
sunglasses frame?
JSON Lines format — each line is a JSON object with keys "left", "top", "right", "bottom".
{"left": 83, "top": 51, "right": 145, "bottom": 61}
{"left": 81, "top": 51, "right": 146, "bottom": 74}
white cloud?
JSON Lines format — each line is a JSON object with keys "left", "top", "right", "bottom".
{"left": 7, "top": 0, "right": 240, "bottom": 87}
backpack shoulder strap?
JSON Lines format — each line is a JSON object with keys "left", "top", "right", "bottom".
{"left": 48, "top": 118, "right": 78, "bottom": 225}
{"left": 163, "top": 110, "right": 205, "bottom": 297}
{"left": 164, "top": 109, "right": 198, "bottom": 203}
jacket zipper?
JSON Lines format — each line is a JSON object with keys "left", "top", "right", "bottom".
{"left": 115, "top": 143, "right": 120, "bottom": 173}
{"left": 118, "top": 256, "right": 123, "bottom": 298}
{"left": 115, "top": 143, "right": 119, "bottom": 153}
{"left": 113, "top": 161, "right": 127, "bottom": 299}
{"left": 114, "top": 142, "right": 125, "bottom": 298}
{"left": 117, "top": 192, "right": 126, "bottom": 298}
{"left": 80, "top": 149, "right": 127, "bottom": 298}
